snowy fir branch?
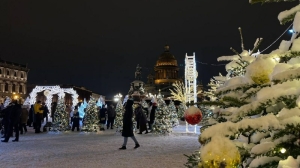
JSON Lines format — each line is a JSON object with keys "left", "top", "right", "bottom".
{"left": 236, "top": 95, "right": 298, "bottom": 120}
{"left": 240, "top": 84, "right": 270, "bottom": 101}
{"left": 222, "top": 96, "right": 248, "bottom": 107}
{"left": 249, "top": 0, "right": 296, "bottom": 4}
{"left": 184, "top": 151, "right": 200, "bottom": 168}
{"left": 279, "top": 51, "right": 300, "bottom": 63}
{"left": 192, "top": 100, "right": 225, "bottom": 107}
{"left": 216, "top": 83, "right": 260, "bottom": 97}
{"left": 278, "top": 4, "right": 300, "bottom": 25}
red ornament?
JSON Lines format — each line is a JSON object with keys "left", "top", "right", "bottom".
{"left": 184, "top": 106, "right": 202, "bottom": 125}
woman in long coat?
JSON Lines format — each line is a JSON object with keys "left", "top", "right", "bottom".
{"left": 119, "top": 98, "right": 140, "bottom": 150}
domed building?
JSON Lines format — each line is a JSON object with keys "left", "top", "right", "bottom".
{"left": 145, "top": 45, "right": 182, "bottom": 98}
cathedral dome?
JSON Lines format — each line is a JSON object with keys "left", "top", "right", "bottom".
{"left": 156, "top": 45, "right": 177, "bottom": 66}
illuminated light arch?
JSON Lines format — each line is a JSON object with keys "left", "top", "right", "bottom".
{"left": 29, "top": 85, "right": 79, "bottom": 119}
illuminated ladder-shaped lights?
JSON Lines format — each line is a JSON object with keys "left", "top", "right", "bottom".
{"left": 185, "top": 53, "right": 197, "bottom": 133}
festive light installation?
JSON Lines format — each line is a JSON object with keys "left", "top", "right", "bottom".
{"left": 184, "top": 53, "right": 198, "bottom": 133}
{"left": 28, "top": 85, "right": 79, "bottom": 121}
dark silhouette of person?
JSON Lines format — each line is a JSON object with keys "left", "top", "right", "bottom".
{"left": 72, "top": 106, "right": 80, "bottom": 131}
{"left": 1, "top": 103, "right": 13, "bottom": 139}
{"left": 99, "top": 105, "right": 107, "bottom": 131}
{"left": 119, "top": 98, "right": 140, "bottom": 150}
{"left": 107, "top": 104, "right": 116, "bottom": 129}
{"left": 2, "top": 100, "right": 21, "bottom": 142}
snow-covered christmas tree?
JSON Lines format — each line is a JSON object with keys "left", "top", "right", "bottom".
{"left": 115, "top": 99, "right": 124, "bottom": 133}
{"left": 51, "top": 97, "right": 70, "bottom": 132}
{"left": 168, "top": 100, "right": 179, "bottom": 127}
{"left": 193, "top": 2, "right": 300, "bottom": 167}
{"left": 152, "top": 91, "right": 172, "bottom": 134}
{"left": 81, "top": 96, "right": 100, "bottom": 132}
{"left": 177, "top": 103, "right": 187, "bottom": 120}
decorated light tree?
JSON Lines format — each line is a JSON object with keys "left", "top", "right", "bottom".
{"left": 152, "top": 92, "right": 172, "bottom": 134}
{"left": 168, "top": 100, "right": 179, "bottom": 127}
{"left": 51, "top": 96, "right": 70, "bottom": 132}
{"left": 188, "top": 2, "right": 300, "bottom": 167}
{"left": 115, "top": 99, "right": 124, "bottom": 133}
{"left": 170, "top": 81, "right": 187, "bottom": 120}
{"left": 81, "top": 96, "right": 100, "bottom": 132}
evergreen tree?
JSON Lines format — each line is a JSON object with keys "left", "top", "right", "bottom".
{"left": 81, "top": 96, "right": 100, "bottom": 132}
{"left": 168, "top": 100, "right": 179, "bottom": 127}
{"left": 51, "top": 97, "right": 70, "bottom": 132}
{"left": 177, "top": 103, "right": 187, "bottom": 120}
{"left": 152, "top": 93, "right": 172, "bottom": 134}
{"left": 191, "top": 3, "right": 300, "bottom": 167}
{"left": 115, "top": 100, "right": 124, "bottom": 133}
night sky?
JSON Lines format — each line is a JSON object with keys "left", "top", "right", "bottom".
{"left": 0, "top": 0, "right": 296, "bottom": 99}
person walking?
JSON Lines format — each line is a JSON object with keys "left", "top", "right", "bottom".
{"left": 119, "top": 98, "right": 140, "bottom": 150}
{"left": 106, "top": 104, "right": 116, "bottom": 129}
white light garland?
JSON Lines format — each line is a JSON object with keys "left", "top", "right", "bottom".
{"left": 185, "top": 52, "right": 198, "bottom": 133}
{"left": 29, "top": 85, "right": 79, "bottom": 119}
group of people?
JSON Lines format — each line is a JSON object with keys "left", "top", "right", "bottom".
{"left": 0, "top": 100, "right": 51, "bottom": 143}
{"left": 69, "top": 103, "right": 117, "bottom": 132}
{"left": 98, "top": 104, "right": 116, "bottom": 131}
{"left": 0, "top": 96, "right": 157, "bottom": 148}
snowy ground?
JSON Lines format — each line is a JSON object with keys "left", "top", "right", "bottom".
{"left": 0, "top": 122, "right": 200, "bottom": 168}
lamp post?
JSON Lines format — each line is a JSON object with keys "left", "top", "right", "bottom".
{"left": 114, "top": 93, "right": 123, "bottom": 102}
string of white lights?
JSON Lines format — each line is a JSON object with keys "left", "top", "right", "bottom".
{"left": 260, "top": 23, "right": 293, "bottom": 53}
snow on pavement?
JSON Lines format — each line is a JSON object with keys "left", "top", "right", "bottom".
{"left": 0, "top": 124, "right": 200, "bottom": 168}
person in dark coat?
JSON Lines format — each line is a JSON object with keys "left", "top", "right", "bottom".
{"left": 2, "top": 101, "right": 22, "bottom": 142}
{"left": 119, "top": 98, "right": 140, "bottom": 150}
{"left": 135, "top": 104, "right": 148, "bottom": 134}
{"left": 42, "top": 102, "right": 49, "bottom": 122}
{"left": 107, "top": 104, "right": 116, "bottom": 129}
{"left": 1, "top": 103, "right": 13, "bottom": 139}
{"left": 72, "top": 106, "right": 80, "bottom": 131}
{"left": 99, "top": 105, "right": 107, "bottom": 131}
{"left": 148, "top": 102, "right": 157, "bottom": 130}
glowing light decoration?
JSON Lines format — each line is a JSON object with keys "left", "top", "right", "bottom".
{"left": 280, "top": 148, "right": 286, "bottom": 153}
{"left": 28, "top": 85, "right": 79, "bottom": 120}
{"left": 114, "top": 93, "right": 123, "bottom": 102}
{"left": 184, "top": 52, "right": 198, "bottom": 133}
{"left": 96, "top": 97, "right": 103, "bottom": 107}
{"left": 78, "top": 98, "right": 88, "bottom": 118}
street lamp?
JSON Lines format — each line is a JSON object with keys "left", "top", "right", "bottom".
{"left": 114, "top": 93, "right": 123, "bottom": 102}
